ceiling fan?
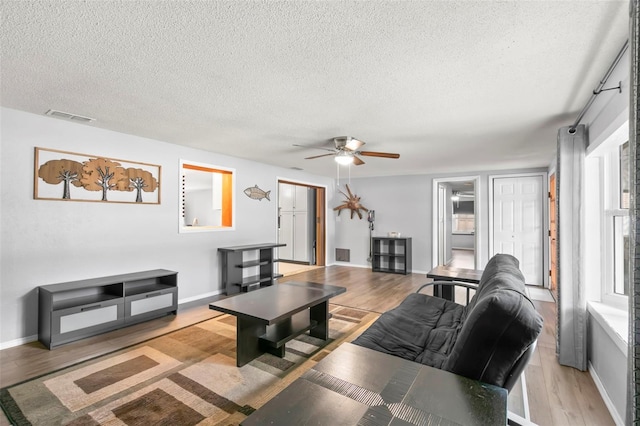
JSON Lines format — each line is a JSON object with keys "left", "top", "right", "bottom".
{"left": 294, "top": 136, "right": 400, "bottom": 166}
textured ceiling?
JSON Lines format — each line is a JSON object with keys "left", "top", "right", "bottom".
{"left": 0, "top": 1, "right": 630, "bottom": 178}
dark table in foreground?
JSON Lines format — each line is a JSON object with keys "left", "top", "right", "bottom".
{"left": 209, "top": 281, "right": 346, "bottom": 366}
{"left": 242, "top": 342, "right": 507, "bottom": 426}
{"left": 427, "top": 265, "right": 483, "bottom": 302}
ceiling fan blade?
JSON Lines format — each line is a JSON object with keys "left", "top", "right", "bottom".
{"left": 293, "top": 144, "right": 336, "bottom": 153}
{"left": 353, "top": 155, "right": 365, "bottom": 166}
{"left": 304, "top": 153, "right": 335, "bottom": 160}
{"left": 358, "top": 151, "right": 400, "bottom": 159}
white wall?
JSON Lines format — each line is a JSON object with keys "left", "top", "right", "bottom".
{"left": 0, "top": 107, "right": 335, "bottom": 347}
{"left": 332, "top": 167, "right": 547, "bottom": 274}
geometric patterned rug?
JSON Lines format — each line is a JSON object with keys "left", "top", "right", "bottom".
{"left": 0, "top": 305, "right": 379, "bottom": 425}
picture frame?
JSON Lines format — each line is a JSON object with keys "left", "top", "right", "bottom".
{"left": 34, "top": 147, "right": 161, "bottom": 204}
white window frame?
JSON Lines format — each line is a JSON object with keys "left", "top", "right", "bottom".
{"left": 593, "top": 135, "right": 629, "bottom": 309}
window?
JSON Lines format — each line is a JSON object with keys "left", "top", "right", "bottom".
{"left": 179, "top": 160, "right": 235, "bottom": 232}
{"left": 603, "top": 140, "right": 629, "bottom": 303}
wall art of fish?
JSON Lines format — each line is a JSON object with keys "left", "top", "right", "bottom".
{"left": 244, "top": 185, "right": 270, "bottom": 201}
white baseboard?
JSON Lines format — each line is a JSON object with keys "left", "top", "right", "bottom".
{"left": 178, "top": 290, "right": 222, "bottom": 305}
{"left": 0, "top": 334, "right": 38, "bottom": 350}
{"left": 589, "top": 361, "right": 625, "bottom": 426}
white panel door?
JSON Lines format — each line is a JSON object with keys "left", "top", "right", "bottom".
{"left": 294, "top": 185, "right": 308, "bottom": 211}
{"left": 279, "top": 183, "right": 295, "bottom": 210}
{"left": 293, "top": 211, "right": 309, "bottom": 262}
{"left": 278, "top": 211, "right": 294, "bottom": 260}
{"left": 493, "top": 176, "right": 544, "bottom": 285}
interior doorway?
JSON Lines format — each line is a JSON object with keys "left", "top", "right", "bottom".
{"left": 277, "top": 180, "right": 326, "bottom": 276}
{"left": 432, "top": 176, "right": 481, "bottom": 270}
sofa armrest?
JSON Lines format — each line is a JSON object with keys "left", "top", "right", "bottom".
{"left": 417, "top": 280, "right": 479, "bottom": 304}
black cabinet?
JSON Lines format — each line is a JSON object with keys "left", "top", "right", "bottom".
{"left": 219, "top": 243, "right": 286, "bottom": 295}
{"left": 38, "top": 270, "right": 178, "bottom": 349}
{"left": 372, "top": 237, "right": 412, "bottom": 274}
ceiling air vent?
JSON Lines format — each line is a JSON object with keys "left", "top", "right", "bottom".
{"left": 45, "top": 109, "right": 96, "bottom": 123}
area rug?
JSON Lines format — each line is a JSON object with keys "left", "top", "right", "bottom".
{"left": 0, "top": 305, "right": 379, "bottom": 426}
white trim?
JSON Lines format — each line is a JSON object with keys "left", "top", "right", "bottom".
{"left": 586, "top": 112, "right": 629, "bottom": 157}
{"left": 520, "top": 372, "right": 531, "bottom": 420}
{"left": 488, "top": 172, "right": 548, "bottom": 287}
{"left": 331, "top": 262, "right": 370, "bottom": 269}
{"left": 178, "top": 290, "right": 222, "bottom": 305}
{"left": 589, "top": 361, "right": 625, "bottom": 426}
{"left": 587, "top": 301, "right": 628, "bottom": 356}
{"left": 0, "top": 334, "right": 38, "bottom": 350}
{"left": 431, "top": 175, "right": 482, "bottom": 269}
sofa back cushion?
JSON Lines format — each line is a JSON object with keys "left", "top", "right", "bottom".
{"left": 442, "top": 254, "right": 543, "bottom": 388}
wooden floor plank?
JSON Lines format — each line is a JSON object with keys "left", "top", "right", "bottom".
{"left": 0, "top": 265, "right": 613, "bottom": 426}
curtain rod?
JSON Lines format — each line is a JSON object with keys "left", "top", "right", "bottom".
{"left": 568, "top": 39, "right": 629, "bottom": 134}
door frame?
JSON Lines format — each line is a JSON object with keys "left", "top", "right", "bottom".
{"left": 276, "top": 178, "right": 327, "bottom": 266}
{"left": 488, "top": 172, "right": 548, "bottom": 287}
{"left": 431, "top": 175, "right": 482, "bottom": 269}
{"left": 548, "top": 172, "right": 557, "bottom": 296}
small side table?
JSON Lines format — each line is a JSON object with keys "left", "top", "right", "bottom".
{"left": 426, "top": 265, "right": 483, "bottom": 302}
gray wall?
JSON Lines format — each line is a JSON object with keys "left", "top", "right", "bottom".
{"left": 0, "top": 107, "right": 335, "bottom": 347}
{"left": 588, "top": 316, "right": 627, "bottom": 420}
{"left": 332, "top": 168, "right": 547, "bottom": 273}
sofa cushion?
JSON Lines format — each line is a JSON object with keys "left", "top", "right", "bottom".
{"left": 352, "top": 292, "right": 464, "bottom": 367}
{"left": 442, "top": 254, "right": 543, "bottom": 387}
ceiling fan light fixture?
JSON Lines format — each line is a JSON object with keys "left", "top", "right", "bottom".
{"left": 334, "top": 151, "right": 354, "bottom": 165}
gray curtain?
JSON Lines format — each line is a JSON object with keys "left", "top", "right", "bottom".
{"left": 556, "top": 124, "right": 588, "bottom": 371}
{"left": 628, "top": 1, "right": 639, "bottom": 424}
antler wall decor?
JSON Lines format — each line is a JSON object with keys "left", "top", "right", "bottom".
{"left": 334, "top": 184, "right": 369, "bottom": 219}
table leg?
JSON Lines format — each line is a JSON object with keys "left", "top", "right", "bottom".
{"left": 236, "top": 316, "right": 267, "bottom": 367}
{"left": 433, "top": 280, "right": 454, "bottom": 302}
{"left": 309, "top": 301, "right": 329, "bottom": 340}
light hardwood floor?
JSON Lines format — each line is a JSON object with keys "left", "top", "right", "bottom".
{"left": 0, "top": 266, "right": 613, "bottom": 426}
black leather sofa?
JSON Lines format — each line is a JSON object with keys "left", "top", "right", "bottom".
{"left": 352, "top": 253, "right": 543, "bottom": 391}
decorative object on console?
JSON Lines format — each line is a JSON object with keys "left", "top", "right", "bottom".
{"left": 333, "top": 184, "right": 368, "bottom": 219}
{"left": 35, "top": 147, "right": 160, "bottom": 204}
{"left": 244, "top": 184, "right": 271, "bottom": 201}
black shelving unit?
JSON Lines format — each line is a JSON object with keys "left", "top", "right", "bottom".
{"left": 219, "top": 243, "right": 286, "bottom": 295}
{"left": 372, "top": 237, "right": 412, "bottom": 275}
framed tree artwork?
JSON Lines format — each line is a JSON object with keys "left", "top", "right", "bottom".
{"left": 34, "top": 147, "right": 161, "bottom": 204}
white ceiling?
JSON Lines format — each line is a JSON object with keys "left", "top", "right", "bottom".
{"left": 1, "top": 1, "right": 630, "bottom": 178}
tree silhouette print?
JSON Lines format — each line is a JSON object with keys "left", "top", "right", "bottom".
{"left": 38, "top": 159, "right": 84, "bottom": 199}
{"left": 116, "top": 168, "right": 159, "bottom": 202}
{"left": 80, "top": 158, "right": 127, "bottom": 201}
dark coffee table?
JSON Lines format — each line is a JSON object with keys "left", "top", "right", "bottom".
{"left": 427, "top": 265, "right": 483, "bottom": 302}
{"left": 242, "top": 342, "right": 507, "bottom": 425}
{"left": 209, "top": 281, "right": 346, "bottom": 366}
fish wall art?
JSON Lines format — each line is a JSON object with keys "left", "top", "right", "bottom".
{"left": 244, "top": 185, "right": 271, "bottom": 201}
